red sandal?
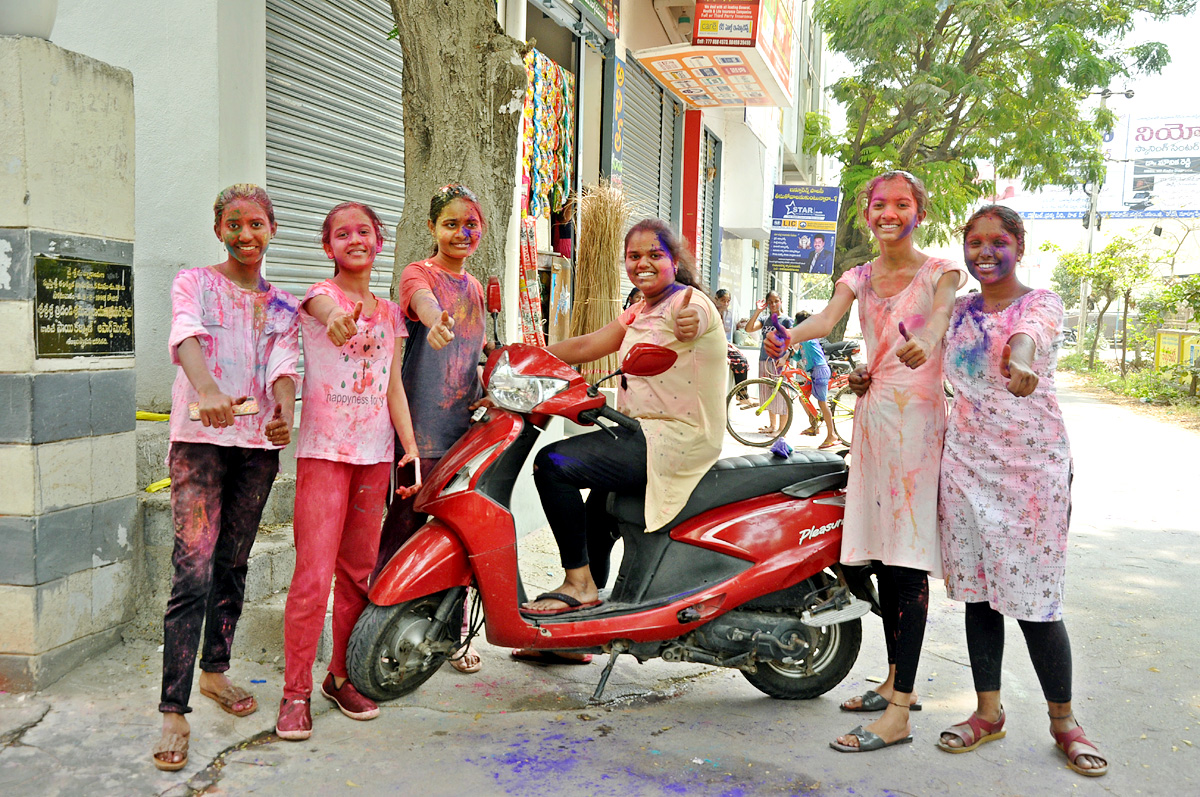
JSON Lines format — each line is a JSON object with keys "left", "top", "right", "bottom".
{"left": 936, "top": 708, "right": 1006, "bottom": 753}
{"left": 1052, "top": 722, "right": 1108, "bottom": 777}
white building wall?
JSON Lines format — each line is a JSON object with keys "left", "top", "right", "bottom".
{"left": 53, "top": 0, "right": 267, "bottom": 411}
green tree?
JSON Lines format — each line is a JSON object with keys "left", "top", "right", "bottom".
{"left": 1058, "top": 235, "right": 1155, "bottom": 372}
{"left": 810, "top": 0, "right": 1192, "bottom": 338}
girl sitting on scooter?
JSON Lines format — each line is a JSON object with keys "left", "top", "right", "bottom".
{"left": 520, "top": 219, "right": 728, "bottom": 615}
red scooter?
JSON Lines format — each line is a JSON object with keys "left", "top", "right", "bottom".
{"left": 348, "top": 280, "right": 876, "bottom": 702}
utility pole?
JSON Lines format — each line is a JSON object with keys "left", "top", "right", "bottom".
{"left": 1078, "top": 88, "right": 1134, "bottom": 357}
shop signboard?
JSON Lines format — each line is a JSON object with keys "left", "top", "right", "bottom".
{"left": 610, "top": 56, "right": 626, "bottom": 188}
{"left": 573, "top": 0, "right": 619, "bottom": 36}
{"left": 766, "top": 184, "right": 840, "bottom": 273}
{"left": 991, "top": 113, "right": 1200, "bottom": 220}
{"left": 633, "top": 0, "right": 796, "bottom": 108}
{"left": 34, "top": 256, "right": 134, "bottom": 357}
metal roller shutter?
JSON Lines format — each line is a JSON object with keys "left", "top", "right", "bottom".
{"left": 618, "top": 56, "right": 679, "bottom": 299}
{"left": 265, "top": 0, "right": 405, "bottom": 299}
{"left": 697, "top": 130, "right": 720, "bottom": 290}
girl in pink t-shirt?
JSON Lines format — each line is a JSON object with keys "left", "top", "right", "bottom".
{"left": 276, "top": 203, "right": 419, "bottom": 741}
{"left": 769, "top": 171, "right": 964, "bottom": 753}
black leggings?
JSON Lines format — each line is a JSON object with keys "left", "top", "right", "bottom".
{"left": 874, "top": 563, "right": 929, "bottom": 695}
{"left": 533, "top": 426, "right": 647, "bottom": 578}
{"left": 965, "top": 601, "right": 1072, "bottom": 703}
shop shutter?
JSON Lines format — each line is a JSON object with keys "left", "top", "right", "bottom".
{"left": 697, "top": 130, "right": 720, "bottom": 290}
{"left": 618, "top": 56, "right": 679, "bottom": 300}
{"left": 265, "top": 0, "right": 405, "bottom": 299}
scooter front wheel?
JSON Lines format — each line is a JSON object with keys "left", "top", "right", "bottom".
{"left": 742, "top": 615, "right": 861, "bottom": 700}
{"left": 347, "top": 592, "right": 461, "bottom": 702}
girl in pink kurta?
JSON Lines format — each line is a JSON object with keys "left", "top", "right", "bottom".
{"left": 934, "top": 206, "right": 1106, "bottom": 777}
{"left": 769, "top": 171, "right": 964, "bottom": 753}
{"left": 276, "top": 203, "right": 419, "bottom": 741}
{"left": 154, "top": 184, "right": 299, "bottom": 772}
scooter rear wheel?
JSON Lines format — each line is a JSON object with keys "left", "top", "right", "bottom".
{"left": 347, "top": 593, "right": 461, "bottom": 702}
{"left": 742, "top": 613, "right": 861, "bottom": 700}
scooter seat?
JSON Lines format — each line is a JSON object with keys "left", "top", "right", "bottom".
{"left": 607, "top": 449, "right": 847, "bottom": 533}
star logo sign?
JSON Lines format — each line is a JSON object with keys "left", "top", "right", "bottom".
{"left": 785, "top": 201, "right": 802, "bottom": 217}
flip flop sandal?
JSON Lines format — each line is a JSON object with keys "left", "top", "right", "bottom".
{"left": 840, "top": 690, "right": 922, "bottom": 712}
{"left": 937, "top": 709, "right": 1006, "bottom": 753}
{"left": 1053, "top": 725, "right": 1108, "bottom": 777}
{"left": 829, "top": 725, "right": 914, "bottom": 753}
{"left": 510, "top": 649, "right": 594, "bottom": 665}
{"left": 151, "top": 732, "right": 189, "bottom": 771}
{"left": 450, "top": 644, "right": 483, "bottom": 674}
{"left": 199, "top": 684, "right": 258, "bottom": 717}
{"left": 520, "top": 591, "right": 602, "bottom": 617}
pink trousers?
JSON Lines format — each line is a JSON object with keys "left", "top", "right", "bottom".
{"left": 284, "top": 457, "right": 389, "bottom": 698}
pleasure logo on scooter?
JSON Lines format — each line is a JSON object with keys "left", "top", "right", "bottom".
{"left": 799, "top": 518, "right": 843, "bottom": 545}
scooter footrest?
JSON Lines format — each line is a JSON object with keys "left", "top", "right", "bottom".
{"left": 801, "top": 596, "right": 870, "bottom": 627}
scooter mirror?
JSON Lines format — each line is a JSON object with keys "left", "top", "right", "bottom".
{"left": 621, "top": 343, "right": 677, "bottom": 377}
{"left": 486, "top": 276, "right": 502, "bottom": 314}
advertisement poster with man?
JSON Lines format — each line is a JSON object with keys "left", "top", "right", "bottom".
{"left": 767, "top": 185, "right": 841, "bottom": 273}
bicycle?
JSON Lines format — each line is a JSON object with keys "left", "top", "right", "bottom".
{"left": 726, "top": 363, "right": 856, "bottom": 448}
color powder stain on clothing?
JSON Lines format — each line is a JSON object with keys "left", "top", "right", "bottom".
{"left": 949, "top": 294, "right": 990, "bottom": 379}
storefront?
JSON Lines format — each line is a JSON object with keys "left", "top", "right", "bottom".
{"left": 263, "top": 0, "right": 406, "bottom": 299}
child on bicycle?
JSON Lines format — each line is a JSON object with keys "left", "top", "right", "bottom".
{"left": 791, "top": 311, "right": 839, "bottom": 449}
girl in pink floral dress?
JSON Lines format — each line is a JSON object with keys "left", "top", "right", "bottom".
{"left": 934, "top": 206, "right": 1106, "bottom": 777}
{"left": 769, "top": 171, "right": 964, "bottom": 752}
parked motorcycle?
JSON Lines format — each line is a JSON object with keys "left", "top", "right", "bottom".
{"left": 348, "top": 279, "right": 876, "bottom": 703}
{"left": 822, "top": 339, "right": 860, "bottom": 375}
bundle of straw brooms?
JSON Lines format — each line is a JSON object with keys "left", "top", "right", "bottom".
{"left": 570, "top": 181, "right": 629, "bottom": 380}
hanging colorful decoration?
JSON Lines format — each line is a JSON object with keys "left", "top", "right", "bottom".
{"left": 522, "top": 49, "right": 575, "bottom": 220}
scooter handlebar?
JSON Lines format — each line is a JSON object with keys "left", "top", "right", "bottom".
{"left": 578, "top": 405, "right": 641, "bottom": 432}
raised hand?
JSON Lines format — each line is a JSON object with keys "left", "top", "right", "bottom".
{"left": 326, "top": 301, "right": 363, "bottom": 346}
{"left": 673, "top": 287, "right": 700, "bottom": 340}
{"left": 428, "top": 309, "right": 456, "bottom": 350}
{"left": 895, "top": 320, "right": 931, "bottom": 369}
{"left": 395, "top": 451, "right": 423, "bottom": 498}
{"left": 264, "top": 403, "right": 291, "bottom": 447}
{"left": 1000, "top": 343, "right": 1038, "bottom": 397}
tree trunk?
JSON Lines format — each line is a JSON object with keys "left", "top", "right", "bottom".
{"left": 387, "top": 0, "right": 527, "bottom": 299}
{"left": 1088, "top": 297, "right": 1113, "bottom": 370}
{"left": 1120, "top": 289, "right": 1130, "bottom": 379}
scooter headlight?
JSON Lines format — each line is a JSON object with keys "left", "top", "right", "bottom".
{"left": 487, "top": 350, "right": 569, "bottom": 412}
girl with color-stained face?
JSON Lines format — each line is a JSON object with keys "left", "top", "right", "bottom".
{"left": 275, "top": 202, "right": 420, "bottom": 741}
{"left": 767, "top": 171, "right": 966, "bottom": 753}
{"left": 933, "top": 206, "right": 1106, "bottom": 776}
{"left": 376, "top": 184, "right": 490, "bottom": 674}
{"left": 154, "top": 184, "right": 301, "bottom": 771}
{"left": 518, "top": 219, "right": 727, "bottom": 627}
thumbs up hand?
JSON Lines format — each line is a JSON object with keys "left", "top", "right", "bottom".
{"left": 895, "top": 320, "right": 932, "bottom": 369}
{"left": 326, "top": 301, "right": 363, "bottom": 346}
{"left": 673, "top": 287, "right": 701, "bottom": 341}
{"left": 428, "top": 309, "right": 456, "bottom": 350}
{"left": 264, "top": 403, "right": 292, "bottom": 447}
{"left": 1000, "top": 343, "right": 1039, "bottom": 397}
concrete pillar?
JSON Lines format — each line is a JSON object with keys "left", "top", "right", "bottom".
{"left": 0, "top": 35, "right": 136, "bottom": 691}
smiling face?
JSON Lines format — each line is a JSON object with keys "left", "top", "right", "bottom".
{"left": 813, "top": 236, "right": 826, "bottom": 253}
{"left": 428, "top": 198, "right": 483, "bottom": 262}
{"left": 323, "top": 206, "right": 381, "bottom": 274}
{"left": 215, "top": 199, "right": 275, "bottom": 267}
{"left": 765, "top": 292, "right": 782, "bottom": 314}
{"left": 963, "top": 213, "right": 1023, "bottom": 286}
{"left": 864, "top": 177, "right": 925, "bottom": 244}
{"left": 625, "top": 230, "right": 677, "bottom": 303}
